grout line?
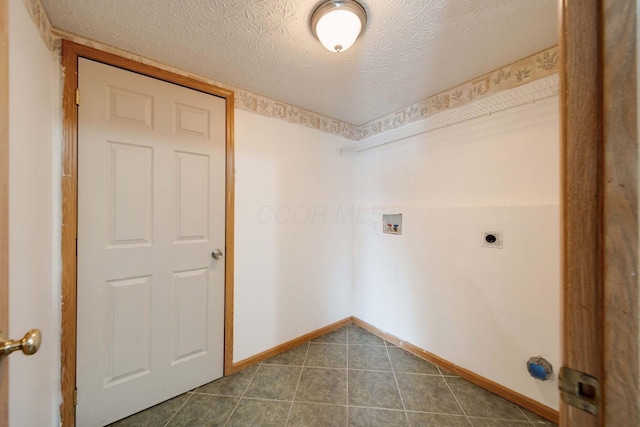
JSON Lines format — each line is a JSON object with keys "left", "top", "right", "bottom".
{"left": 301, "top": 365, "right": 348, "bottom": 371}
{"left": 373, "top": 370, "right": 444, "bottom": 377}
{"left": 309, "top": 341, "right": 348, "bottom": 345}
{"left": 441, "top": 375, "right": 473, "bottom": 426}
{"left": 195, "top": 394, "right": 293, "bottom": 402}
{"left": 347, "top": 366, "right": 394, "bottom": 372}
{"left": 516, "top": 405, "right": 538, "bottom": 426}
{"left": 347, "top": 343, "right": 387, "bottom": 347}
{"left": 256, "top": 365, "right": 443, "bottom": 375}
{"left": 162, "top": 391, "right": 194, "bottom": 427}
{"left": 291, "top": 401, "right": 349, "bottom": 408}
{"left": 383, "top": 340, "right": 410, "bottom": 426}
{"left": 284, "top": 343, "right": 311, "bottom": 426}
{"left": 464, "top": 414, "right": 542, "bottom": 422}
{"left": 403, "top": 409, "right": 469, "bottom": 416}
{"left": 266, "top": 362, "right": 348, "bottom": 371}
{"left": 349, "top": 405, "right": 405, "bottom": 412}
{"left": 222, "top": 361, "right": 263, "bottom": 426}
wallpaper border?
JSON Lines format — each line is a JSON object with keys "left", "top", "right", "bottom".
{"left": 359, "top": 47, "right": 559, "bottom": 139}
{"left": 23, "top": 0, "right": 559, "bottom": 142}
{"left": 22, "top": 0, "right": 58, "bottom": 51}
{"left": 341, "top": 74, "right": 559, "bottom": 154}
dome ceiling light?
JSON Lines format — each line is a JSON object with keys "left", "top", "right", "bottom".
{"left": 311, "top": 0, "right": 367, "bottom": 53}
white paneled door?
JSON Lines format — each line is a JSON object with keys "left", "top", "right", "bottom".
{"left": 77, "top": 59, "right": 226, "bottom": 426}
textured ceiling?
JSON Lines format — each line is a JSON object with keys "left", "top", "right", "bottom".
{"left": 41, "top": 0, "right": 558, "bottom": 126}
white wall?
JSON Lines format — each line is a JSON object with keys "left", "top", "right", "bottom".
{"left": 352, "top": 97, "right": 561, "bottom": 409}
{"left": 233, "top": 109, "right": 354, "bottom": 362}
{"left": 7, "top": 2, "right": 561, "bottom": 420}
{"left": 8, "top": 6, "right": 356, "bottom": 422}
{"left": 8, "top": 1, "right": 62, "bottom": 425}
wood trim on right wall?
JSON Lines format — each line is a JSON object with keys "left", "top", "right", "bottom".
{"left": 601, "top": 0, "right": 638, "bottom": 425}
{"left": 560, "top": 1, "right": 604, "bottom": 425}
{"left": 561, "top": 0, "right": 638, "bottom": 425}
{"left": 0, "top": 0, "right": 9, "bottom": 423}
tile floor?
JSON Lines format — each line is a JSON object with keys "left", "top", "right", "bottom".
{"left": 110, "top": 323, "right": 557, "bottom": 426}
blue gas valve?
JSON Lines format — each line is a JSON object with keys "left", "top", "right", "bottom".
{"left": 527, "top": 356, "right": 553, "bottom": 381}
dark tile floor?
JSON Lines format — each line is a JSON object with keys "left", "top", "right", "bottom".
{"left": 110, "top": 323, "right": 557, "bottom": 426}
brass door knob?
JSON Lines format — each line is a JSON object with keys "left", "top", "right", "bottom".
{"left": 0, "top": 329, "right": 41, "bottom": 359}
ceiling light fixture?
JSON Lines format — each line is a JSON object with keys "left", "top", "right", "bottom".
{"left": 311, "top": 0, "right": 367, "bottom": 53}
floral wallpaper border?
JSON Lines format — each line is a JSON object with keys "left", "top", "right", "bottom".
{"left": 24, "top": 0, "right": 559, "bottom": 142}
{"left": 359, "top": 47, "right": 559, "bottom": 139}
{"left": 53, "top": 29, "right": 362, "bottom": 140}
{"left": 22, "top": 0, "right": 58, "bottom": 51}
{"left": 342, "top": 73, "right": 560, "bottom": 154}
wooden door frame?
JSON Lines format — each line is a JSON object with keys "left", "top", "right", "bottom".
{"left": 0, "top": 0, "right": 8, "bottom": 424}
{"left": 561, "top": 0, "right": 638, "bottom": 425}
{"left": 59, "top": 40, "right": 236, "bottom": 426}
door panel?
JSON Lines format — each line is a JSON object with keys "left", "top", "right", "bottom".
{"left": 77, "top": 58, "right": 226, "bottom": 426}
{"left": 104, "top": 275, "right": 152, "bottom": 387}
{"left": 174, "top": 151, "right": 210, "bottom": 242}
{"left": 172, "top": 268, "right": 209, "bottom": 363}
{"left": 108, "top": 141, "right": 153, "bottom": 246}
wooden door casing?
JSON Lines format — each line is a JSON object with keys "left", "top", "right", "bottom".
{"left": 60, "top": 41, "right": 235, "bottom": 427}
{"left": 561, "top": 0, "right": 639, "bottom": 425}
{"left": 560, "top": 0, "right": 604, "bottom": 425}
{"left": 0, "top": 0, "right": 9, "bottom": 424}
{"left": 601, "top": 0, "right": 638, "bottom": 424}
{"left": 76, "top": 58, "right": 226, "bottom": 425}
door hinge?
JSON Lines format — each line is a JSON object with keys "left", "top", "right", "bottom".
{"left": 75, "top": 88, "right": 80, "bottom": 106}
{"left": 74, "top": 388, "right": 78, "bottom": 406}
{"left": 75, "top": 237, "right": 78, "bottom": 257}
{"left": 559, "top": 366, "right": 600, "bottom": 415}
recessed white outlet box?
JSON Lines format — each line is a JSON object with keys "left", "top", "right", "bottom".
{"left": 482, "top": 231, "right": 503, "bottom": 249}
{"left": 383, "top": 214, "right": 402, "bottom": 235}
